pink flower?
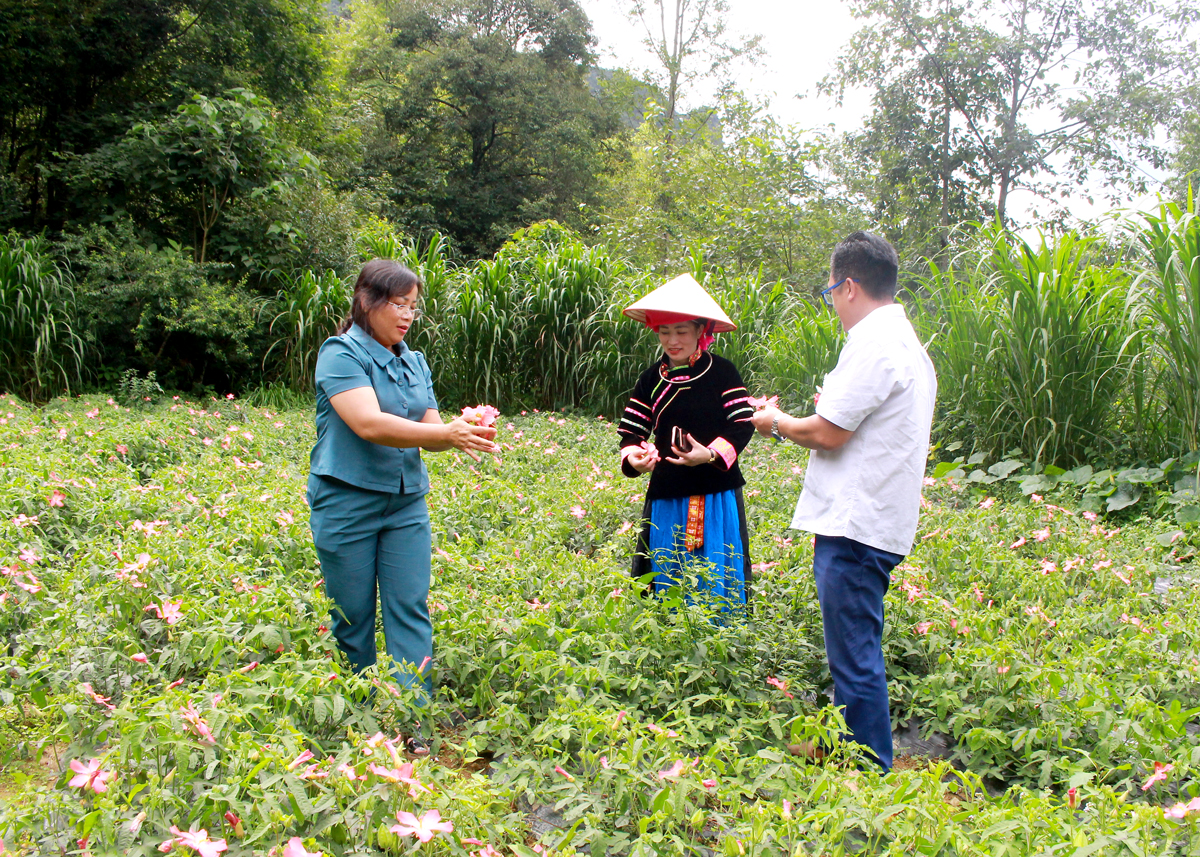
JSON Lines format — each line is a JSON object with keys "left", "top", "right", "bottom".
{"left": 180, "top": 702, "right": 216, "bottom": 744}
{"left": 998, "top": 665, "right": 1011, "bottom": 674}
{"left": 460, "top": 405, "right": 500, "bottom": 427}
{"left": 599, "top": 755, "right": 610, "bottom": 769}
{"left": 129, "top": 811, "right": 147, "bottom": 834}
{"left": 1038, "top": 558, "right": 1057, "bottom": 575}
{"left": 68, "top": 758, "right": 115, "bottom": 793}
{"left": 166, "top": 827, "right": 227, "bottom": 857}
{"left": 569, "top": 505, "right": 586, "bottom": 518}
{"left": 276, "top": 510, "right": 294, "bottom": 526}
{"left": 337, "top": 762, "right": 367, "bottom": 780}
{"left": 978, "top": 497, "right": 995, "bottom": 509}
{"left": 287, "top": 750, "right": 315, "bottom": 770}
{"left": 747, "top": 395, "right": 780, "bottom": 410}
{"left": 1164, "top": 796, "right": 1200, "bottom": 819}
{"left": 1030, "top": 493, "right": 1043, "bottom": 504}
{"left": 81, "top": 682, "right": 115, "bottom": 710}
{"left": 1142, "top": 761, "right": 1174, "bottom": 791}
{"left": 48, "top": 490, "right": 66, "bottom": 507}
{"left": 702, "top": 778, "right": 717, "bottom": 789}
{"left": 146, "top": 599, "right": 184, "bottom": 625}
{"left": 1009, "top": 537, "right": 1026, "bottom": 549}
{"left": 658, "top": 760, "right": 686, "bottom": 779}
{"left": 1032, "top": 527, "right": 1051, "bottom": 542}
{"left": 1082, "top": 511, "right": 1097, "bottom": 521}
{"left": 553, "top": 765, "right": 575, "bottom": 781}
{"left": 132, "top": 652, "right": 149, "bottom": 663}
{"left": 17, "top": 548, "right": 39, "bottom": 564}
{"left": 86, "top": 408, "right": 100, "bottom": 418}
{"left": 390, "top": 809, "right": 453, "bottom": 843}
{"left": 915, "top": 621, "right": 935, "bottom": 635}
{"left": 766, "top": 677, "right": 794, "bottom": 699}
{"left": 282, "top": 838, "right": 321, "bottom": 857}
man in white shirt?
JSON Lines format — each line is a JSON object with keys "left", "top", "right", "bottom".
{"left": 751, "top": 232, "right": 937, "bottom": 772}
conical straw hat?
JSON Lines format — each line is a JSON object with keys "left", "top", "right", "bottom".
{"left": 622, "top": 274, "right": 737, "bottom": 332}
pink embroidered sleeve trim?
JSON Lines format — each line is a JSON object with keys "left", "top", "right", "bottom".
{"left": 708, "top": 437, "right": 737, "bottom": 471}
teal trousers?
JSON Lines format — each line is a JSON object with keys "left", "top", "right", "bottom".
{"left": 307, "top": 474, "right": 433, "bottom": 695}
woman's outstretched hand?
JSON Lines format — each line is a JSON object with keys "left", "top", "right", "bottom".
{"left": 445, "top": 418, "right": 499, "bottom": 461}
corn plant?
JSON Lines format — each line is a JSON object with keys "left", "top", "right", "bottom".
{"left": 263, "top": 268, "right": 351, "bottom": 392}
{"left": 1128, "top": 198, "right": 1200, "bottom": 455}
{"left": 0, "top": 233, "right": 85, "bottom": 401}
{"left": 758, "top": 300, "right": 844, "bottom": 410}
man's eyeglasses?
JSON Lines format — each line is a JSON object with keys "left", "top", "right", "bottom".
{"left": 820, "top": 278, "right": 848, "bottom": 307}
{"left": 386, "top": 300, "right": 423, "bottom": 320}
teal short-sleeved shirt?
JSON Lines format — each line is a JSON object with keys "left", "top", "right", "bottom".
{"left": 310, "top": 323, "right": 439, "bottom": 494}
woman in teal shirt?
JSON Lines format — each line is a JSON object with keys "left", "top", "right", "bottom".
{"left": 308, "top": 260, "right": 497, "bottom": 748}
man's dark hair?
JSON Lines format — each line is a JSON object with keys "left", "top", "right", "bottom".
{"left": 830, "top": 232, "right": 899, "bottom": 300}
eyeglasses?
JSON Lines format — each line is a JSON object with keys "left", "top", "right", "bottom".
{"left": 386, "top": 300, "right": 423, "bottom": 320}
{"left": 820, "top": 278, "right": 848, "bottom": 307}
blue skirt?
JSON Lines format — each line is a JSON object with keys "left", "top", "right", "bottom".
{"left": 636, "top": 488, "right": 749, "bottom": 608}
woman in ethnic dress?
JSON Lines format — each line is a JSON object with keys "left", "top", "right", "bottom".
{"left": 617, "top": 274, "right": 756, "bottom": 608}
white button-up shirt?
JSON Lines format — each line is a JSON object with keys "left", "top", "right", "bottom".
{"left": 790, "top": 303, "right": 937, "bottom": 556}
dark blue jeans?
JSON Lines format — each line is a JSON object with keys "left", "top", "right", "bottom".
{"left": 813, "top": 534, "right": 902, "bottom": 772}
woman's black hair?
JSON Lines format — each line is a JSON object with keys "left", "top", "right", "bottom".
{"left": 337, "top": 259, "right": 422, "bottom": 341}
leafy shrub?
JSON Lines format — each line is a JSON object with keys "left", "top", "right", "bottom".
{"left": 0, "top": 233, "right": 85, "bottom": 401}
{"left": 59, "top": 219, "right": 260, "bottom": 392}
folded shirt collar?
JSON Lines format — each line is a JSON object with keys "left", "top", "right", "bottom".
{"left": 347, "top": 323, "right": 412, "bottom": 367}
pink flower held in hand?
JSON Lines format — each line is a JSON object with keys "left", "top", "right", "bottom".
{"left": 747, "top": 395, "right": 780, "bottom": 410}
{"left": 460, "top": 405, "right": 500, "bottom": 427}
{"left": 167, "top": 827, "right": 227, "bottom": 857}
{"left": 68, "top": 758, "right": 115, "bottom": 793}
{"left": 390, "top": 809, "right": 453, "bottom": 843}
{"left": 48, "top": 490, "right": 66, "bottom": 507}
{"left": 1142, "top": 761, "right": 1174, "bottom": 791}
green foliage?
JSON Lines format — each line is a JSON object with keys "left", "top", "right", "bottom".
{"left": 0, "top": 233, "right": 85, "bottom": 402}
{"left": 0, "top": 0, "right": 331, "bottom": 231}
{"left": 1128, "top": 198, "right": 1200, "bottom": 454}
{"left": 264, "top": 269, "right": 352, "bottom": 393}
{"left": 116, "top": 369, "right": 166, "bottom": 409}
{"left": 64, "top": 89, "right": 314, "bottom": 264}
{"left": 59, "top": 220, "right": 260, "bottom": 392}
{"left": 915, "top": 225, "right": 1132, "bottom": 465}
{"left": 0, "top": 400, "right": 1197, "bottom": 854}
{"left": 347, "top": 0, "right": 620, "bottom": 257}
{"left": 832, "top": 0, "right": 1200, "bottom": 229}
{"left": 599, "top": 95, "right": 858, "bottom": 289}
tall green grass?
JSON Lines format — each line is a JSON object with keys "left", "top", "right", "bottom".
{"left": 0, "top": 233, "right": 85, "bottom": 401}
{"left": 263, "top": 268, "right": 351, "bottom": 392}
{"left": 914, "top": 226, "right": 1131, "bottom": 465}
{"left": 1128, "top": 198, "right": 1200, "bottom": 454}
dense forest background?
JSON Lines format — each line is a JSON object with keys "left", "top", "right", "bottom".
{"left": 2, "top": 0, "right": 1200, "bottom": 465}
